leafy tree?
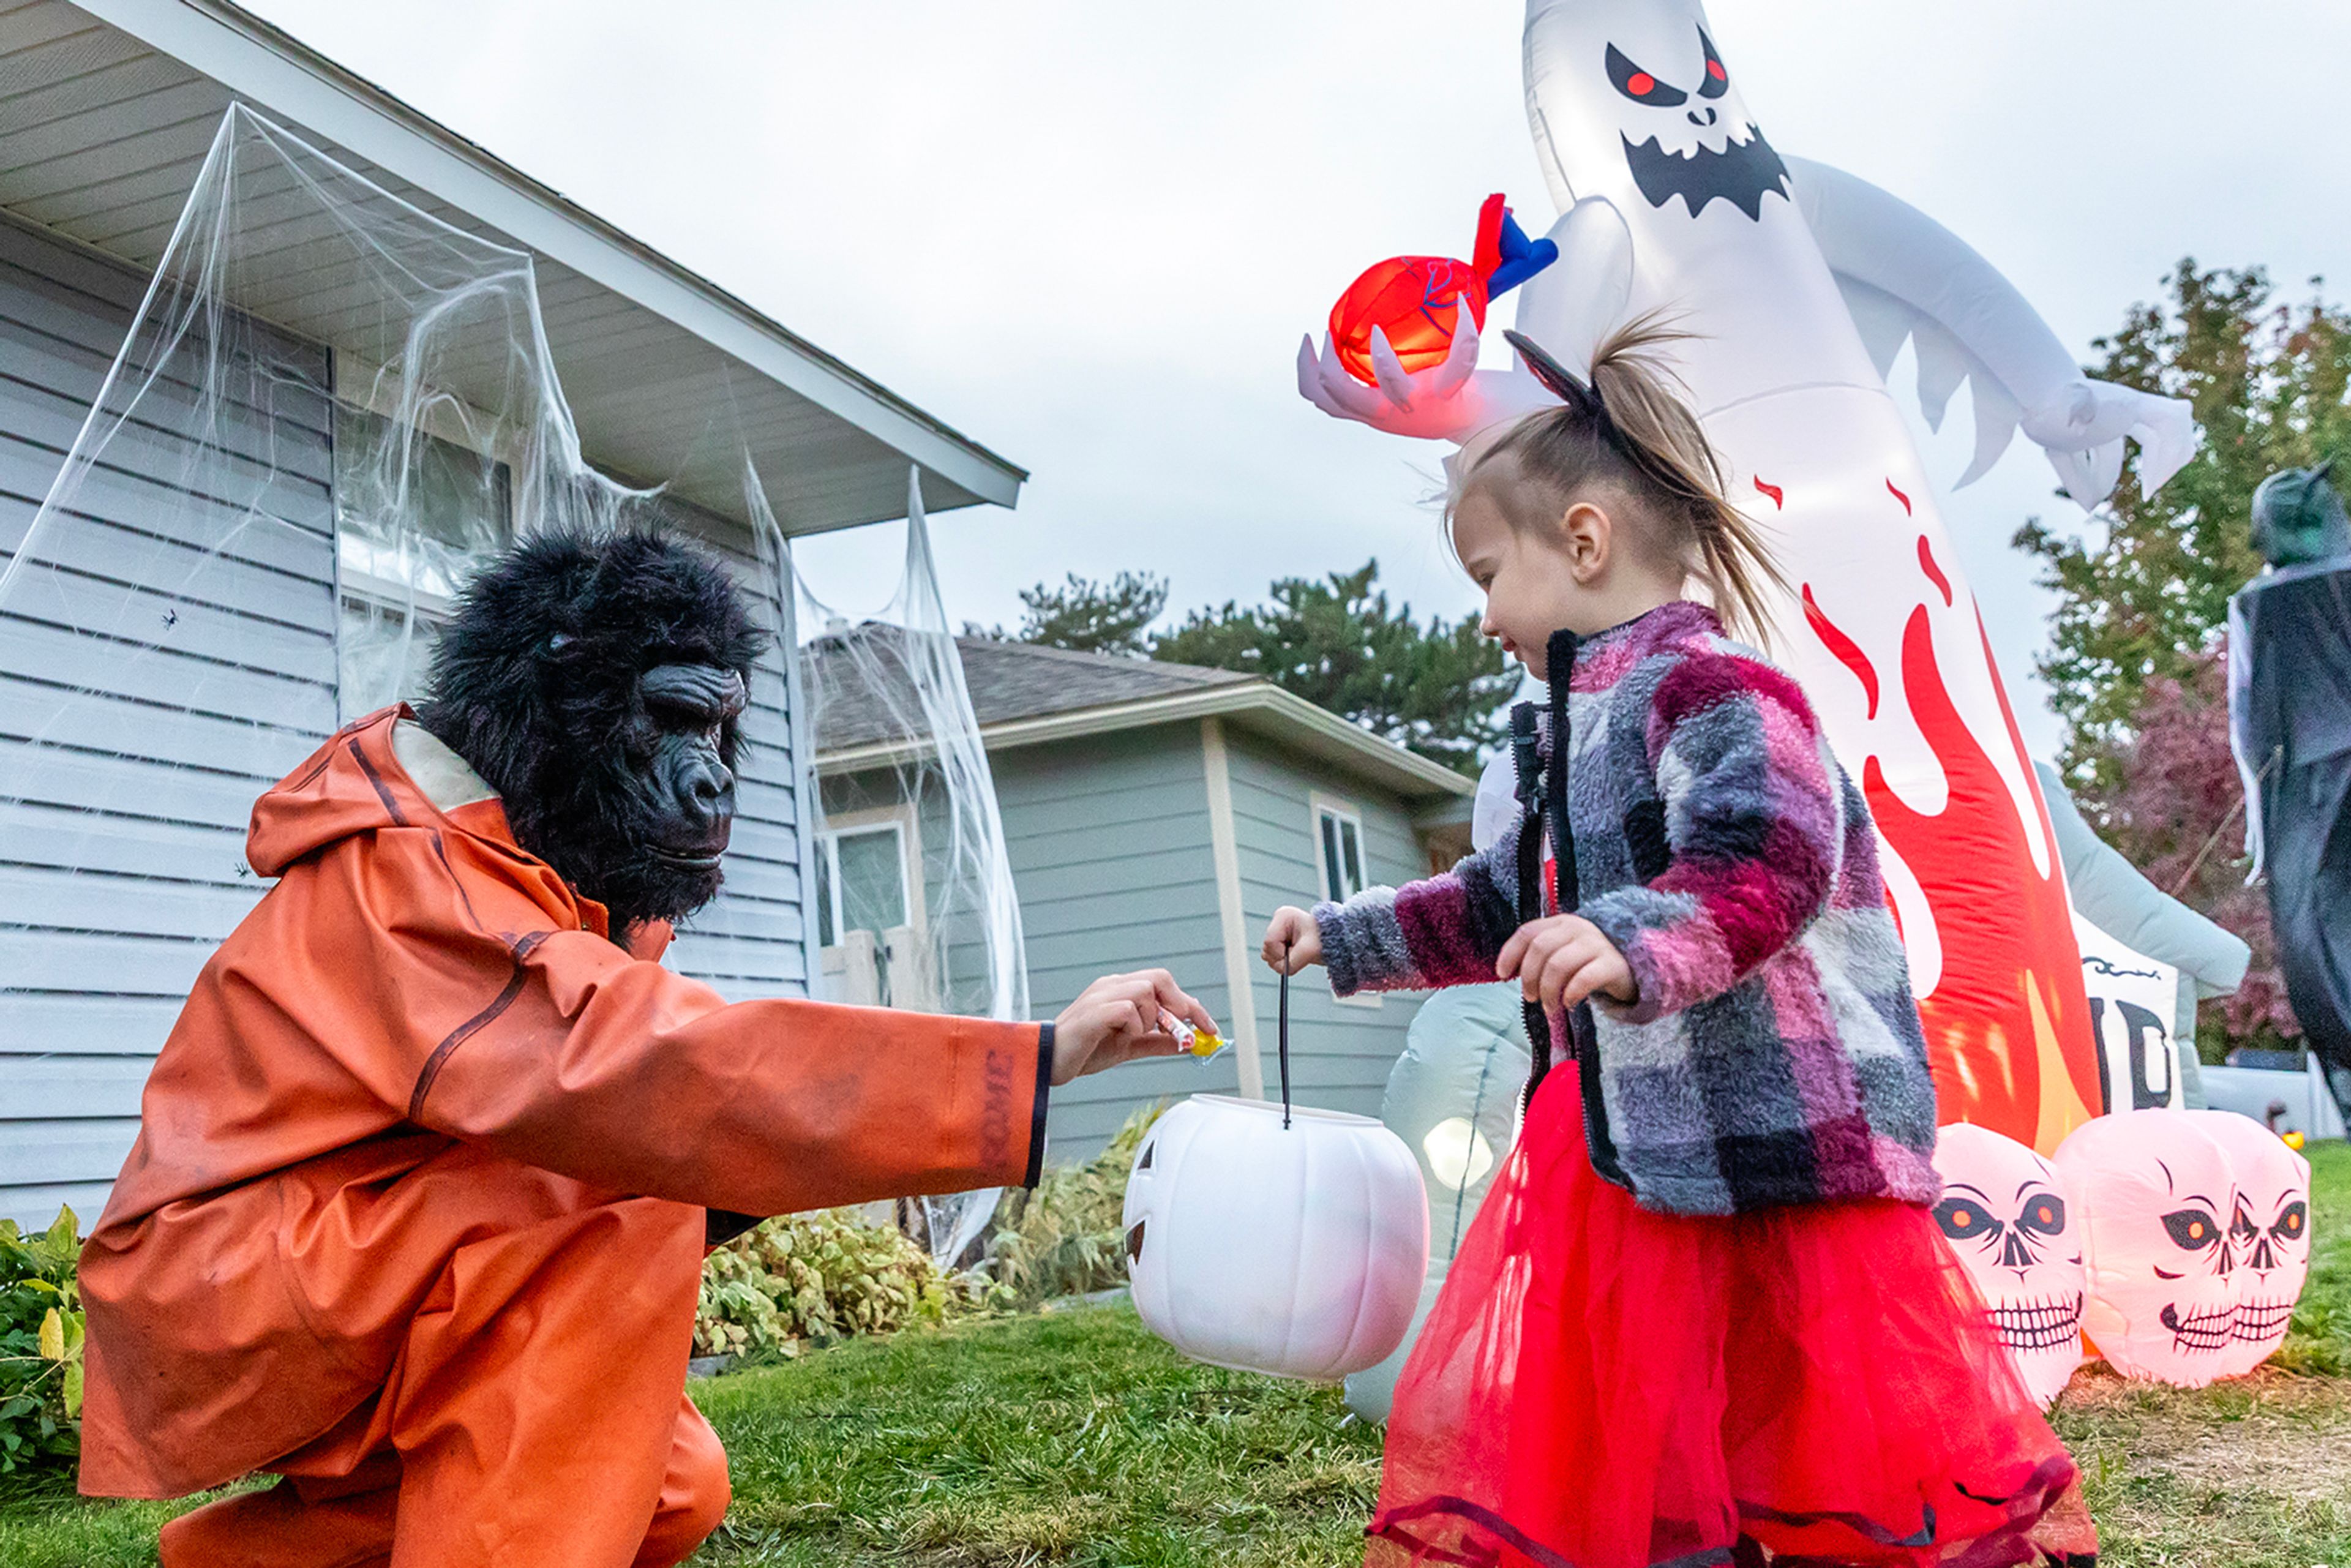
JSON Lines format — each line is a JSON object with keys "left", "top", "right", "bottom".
{"left": 1150, "top": 560, "right": 1518, "bottom": 775}
{"left": 2088, "top": 653, "right": 2295, "bottom": 1057}
{"left": 2015, "top": 262, "right": 2351, "bottom": 793}
{"left": 973, "top": 571, "right": 1169, "bottom": 657}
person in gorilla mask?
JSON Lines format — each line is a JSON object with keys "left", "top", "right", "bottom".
{"left": 75, "top": 530, "right": 1215, "bottom": 1568}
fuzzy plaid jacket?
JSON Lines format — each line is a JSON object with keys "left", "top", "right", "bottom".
{"left": 1315, "top": 601, "right": 1942, "bottom": 1216}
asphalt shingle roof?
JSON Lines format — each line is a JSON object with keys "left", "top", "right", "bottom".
{"left": 807, "top": 628, "right": 1254, "bottom": 754}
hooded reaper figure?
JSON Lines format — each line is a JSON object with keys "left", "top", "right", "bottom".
{"left": 74, "top": 531, "right": 1214, "bottom": 1568}
{"left": 2232, "top": 463, "right": 2351, "bottom": 1120}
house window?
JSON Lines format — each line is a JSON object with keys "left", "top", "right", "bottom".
{"left": 334, "top": 402, "right": 512, "bottom": 718}
{"left": 816, "top": 822, "right": 912, "bottom": 948}
{"left": 1316, "top": 801, "right": 1368, "bottom": 904}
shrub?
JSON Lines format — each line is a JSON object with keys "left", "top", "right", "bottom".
{"left": 984, "top": 1106, "right": 1160, "bottom": 1310}
{"left": 1, "top": 1207, "right": 84, "bottom": 1476}
{"left": 694, "top": 1210, "right": 997, "bottom": 1360}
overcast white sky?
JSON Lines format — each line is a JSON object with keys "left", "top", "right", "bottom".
{"left": 242, "top": 0, "right": 2351, "bottom": 757}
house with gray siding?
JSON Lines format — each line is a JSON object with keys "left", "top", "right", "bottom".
{"left": 812, "top": 636, "right": 1477, "bottom": 1161}
{"left": 0, "top": 0, "right": 1024, "bottom": 1226}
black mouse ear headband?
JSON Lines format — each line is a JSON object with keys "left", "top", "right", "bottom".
{"left": 1504, "top": 329, "right": 1606, "bottom": 424}
{"left": 1502, "top": 328, "right": 1706, "bottom": 506}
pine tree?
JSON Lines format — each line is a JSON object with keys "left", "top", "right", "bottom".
{"left": 973, "top": 571, "right": 1169, "bottom": 657}
{"left": 2017, "top": 263, "right": 2351, "bottom": 795}
{"left": 1149, "top": 560, "right": 1518, "bottom": 776}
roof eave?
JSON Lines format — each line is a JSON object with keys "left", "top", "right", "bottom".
{"left": 73, "top": 0, "right": 1027, "bottom": 514}
{"left": 817, "top": 681, "right": 1477, "bottom": 802}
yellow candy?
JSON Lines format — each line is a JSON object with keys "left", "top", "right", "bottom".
{"left": 1164, "top": 1013, "right": 1227, "bottom": 1061}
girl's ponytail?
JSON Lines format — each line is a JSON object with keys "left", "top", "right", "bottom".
{"left": 1452, "top": 316, "right": 1788, "bottom": 646}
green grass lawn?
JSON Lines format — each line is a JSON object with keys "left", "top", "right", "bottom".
{"left": 7, "top": 1142, "right": 2349, "bottom": 1567}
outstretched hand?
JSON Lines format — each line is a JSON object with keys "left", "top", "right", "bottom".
{"left": 1051, "top": 970, "right": 1217, "bottom": 1086}
{"left": 1295, "top": 310, "right": 1543, "bottom": 443}
{"left": 1497, "top": 914, "right": 1635, "bottom": 1014}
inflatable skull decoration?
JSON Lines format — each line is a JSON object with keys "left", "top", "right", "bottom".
{"left": 2196, "top": 1110, "right": 2313, "bottom": 1376}
{"left": 1930, "top": 1123, "right": 2085, "bottom": 1406}
{"left": 2054, "top": 1111, "right": 2240, "bottom": 1387}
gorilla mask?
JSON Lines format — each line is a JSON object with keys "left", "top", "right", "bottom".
{"left": 417, "top": 529, "right": 769, "bottom": 944}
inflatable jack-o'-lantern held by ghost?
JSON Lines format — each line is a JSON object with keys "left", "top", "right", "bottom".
{"left": 1124, "top": 974, "right": 1429, "bottom": 1381}
{"left": 1298, "top": 0, "right": 2200, "bottom": 1155}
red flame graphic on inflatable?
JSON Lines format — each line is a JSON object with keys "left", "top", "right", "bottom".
{"left": 1805, "top": 533, "right": 2101, "bottom": 1152}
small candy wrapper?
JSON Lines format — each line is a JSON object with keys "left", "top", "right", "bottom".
{"left": 1165, "top": 1013, "right": 1228, "bottom": 1062}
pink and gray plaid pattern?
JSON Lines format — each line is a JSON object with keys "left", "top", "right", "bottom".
{"left": 1316, "top": 601, "right": 1941, "bottom": 1217}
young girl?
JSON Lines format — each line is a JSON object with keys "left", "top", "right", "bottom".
{"left": 1262, "top": 324, "right": 2079, "bottom": 1568}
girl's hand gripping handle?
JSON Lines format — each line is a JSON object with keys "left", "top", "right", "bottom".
{"left": 1261, "top": 907, "right": 1322, "bottom": 974}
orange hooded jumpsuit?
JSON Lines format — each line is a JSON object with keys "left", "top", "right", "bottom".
{"left": 77, "top": 709, "right": 1052, "bottom": 1567}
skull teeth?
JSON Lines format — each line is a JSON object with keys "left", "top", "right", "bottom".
{"left": 2234, "top": 1298, "right": 2296, "bottom": 1341}
{"left": 1987, "top": 1292, "right": 2084, "bottom": 1351}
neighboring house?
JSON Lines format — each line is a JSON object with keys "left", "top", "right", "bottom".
{"left": 0, "top": 0, "right": 1024, "bottom": 1226}
{"left": 811, "top": 634, "right": 1477, "bottom": 1162}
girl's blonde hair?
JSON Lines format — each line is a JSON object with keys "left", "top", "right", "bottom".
{"left": 1447, "top": 316, "right": 1787, "bottom": 645}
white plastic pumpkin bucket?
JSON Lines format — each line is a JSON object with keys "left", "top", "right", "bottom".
{"left": 1122, "top": 1092, "right": 1428, "bottom": 1381}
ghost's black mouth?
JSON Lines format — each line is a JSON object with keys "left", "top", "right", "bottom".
{"left": 1621, "top": 124, "right": 1790, "bottom": 221}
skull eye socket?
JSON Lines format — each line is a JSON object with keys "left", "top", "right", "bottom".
{"left": 2229, "top": 1202, "right": 2259, "bottom": 1243}
{"left": 1606, "top": 43, "right": 1689, "bottom": 107}
{"left": 2274, "top": 1201, "right": 2308, "bottom": 1240}
{"left": 2161, "top": 1208, "right": 2221, "bottom": 1250}
{"left": 1697, "top": 29, "right": 1730, "bottom": 100}
{"left": 1933, "top": 1196, "right": 2000, "bottom": 1242}
{"left": 2016, "top": 1193, "right": 2068, "bottom": 1236}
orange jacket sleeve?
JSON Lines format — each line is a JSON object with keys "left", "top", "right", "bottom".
{"left": 283, "top": 822, "right": 1048, "bottom": 1217}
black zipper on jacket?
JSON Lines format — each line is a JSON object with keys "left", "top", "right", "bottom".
{"left": 1519, "top": 628, "right": 1630, "bottom": 1188}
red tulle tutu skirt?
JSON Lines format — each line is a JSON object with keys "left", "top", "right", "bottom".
{"left": 1368, "top": 1074, "right": 2076, "bottom": 1568}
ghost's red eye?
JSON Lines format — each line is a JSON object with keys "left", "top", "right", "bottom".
{"left": 1606, "top": 43, "right": 1688, "bottom": 107}
{"left": 1697, "top": 28, "right": 1730, "bottom": 100}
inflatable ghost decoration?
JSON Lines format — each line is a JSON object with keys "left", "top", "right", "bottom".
{"left": 2054, "top": 1111, "right": 2240, "bottom": 1386}
{"left": 1343, "top": 983, "right": 1531, "bottom": 1422}
{"left": 1300, "top": 0, "right": 2199, "bottom": 1155}
{"left": 1930, "top": 1123, "right": 2086, "bottom": 1408}
{"left": 1122, "top": 1095, "right": 1427, "bottom": 1381}
{"left": 2194, "top": 1110, "right": 2313, "bottom": 1377}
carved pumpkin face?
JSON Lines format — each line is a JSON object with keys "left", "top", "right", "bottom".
{"left": 2055, "top": 1110, "right": 2240, "bottom": 1387}
{"left": 1122, "top": 1095, "right": 1428, "bottom": 1382}
{"left": 1931, "top": 1123, "right": 2085, "bottom": 1407}
{"left": 2194, "top": 1109, "right": 2314, "bottom": 1376}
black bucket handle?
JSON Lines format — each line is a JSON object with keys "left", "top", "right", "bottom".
{"left": 1278, "top": 942, "right": 1293, "bottom": 1130}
